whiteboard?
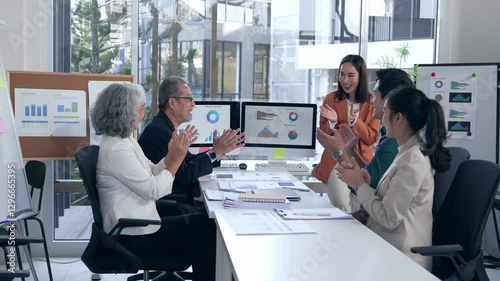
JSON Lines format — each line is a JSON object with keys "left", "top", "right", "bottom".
{"left": 416, "top": 63, "right": 499, "bottom": 163}
{"left": 0, "top": 50, "right": 32, "bottom": 223}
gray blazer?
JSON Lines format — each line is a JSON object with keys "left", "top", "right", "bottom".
{"left": 356, "top": 135, "right": 433, "bottom": 270}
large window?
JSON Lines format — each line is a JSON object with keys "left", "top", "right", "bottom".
{"left": 253, "top": 44, "right": 270, "bottom": 99}
{"left": 216, "top": 41, "right": 241, "bottom": 98}
{"left": 52, "top": 0, "right": 437, "bottom": 244}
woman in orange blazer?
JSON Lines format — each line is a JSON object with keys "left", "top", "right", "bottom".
{"left": 312, "top": 54, "right": 380, "bottom": 212}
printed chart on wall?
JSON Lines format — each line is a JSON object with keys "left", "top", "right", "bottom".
{"left": 430, "top": 74, "right": 477, "bottom": 139}
{"left": 14, "top": 88, "right": 86, "bottom": 137}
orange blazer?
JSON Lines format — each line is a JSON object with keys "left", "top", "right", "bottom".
{"left": 312, "top": 91, "right": 380, "bottom": 183}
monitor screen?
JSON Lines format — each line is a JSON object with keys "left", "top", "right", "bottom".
{"left": 178, "top": 101, "right": 240, "bottom": 147}
{"left": 241, "top": 102, "right": 317, "bottom": 149}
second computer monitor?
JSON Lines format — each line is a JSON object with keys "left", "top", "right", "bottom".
{"left": 178, "top": 101, "right": 240, "bottom": 147}
{"left": 241, "top": 102, "right": 317, "bottom": 149}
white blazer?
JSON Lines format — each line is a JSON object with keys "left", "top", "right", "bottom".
{"left": 96, "top": 135, "right": 174, "bottom": 235}
{"left": 356, "top": 135, "right": 433, "bottom": 270}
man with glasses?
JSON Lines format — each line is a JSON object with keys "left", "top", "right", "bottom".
{"left": 139, "top": 76, "right": 245, "bottom": 211}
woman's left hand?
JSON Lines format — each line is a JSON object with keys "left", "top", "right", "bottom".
{"left": 336, "top": 157, "right": 366, "bottom": 188}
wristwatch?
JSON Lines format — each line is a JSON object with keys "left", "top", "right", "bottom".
{"left": 332, "top": 150, "right": 344, "bottom": 161}
{"left": 207, "top": 149, "right": 217, "bottom": 162}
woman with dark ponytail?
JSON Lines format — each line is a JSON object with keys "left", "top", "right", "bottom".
{"left": 336, "top": 87, "right": 451, "bottom": 270}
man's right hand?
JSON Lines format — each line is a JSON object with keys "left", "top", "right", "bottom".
{"left": 211, "top": 128, "right": 246, "bottom": 157}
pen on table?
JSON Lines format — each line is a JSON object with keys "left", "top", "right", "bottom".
{"left": 292, "top": 212, "right": 331, "bottom": 216}
{"left": 283, "top": 186, "right": 310, "bottom": 192}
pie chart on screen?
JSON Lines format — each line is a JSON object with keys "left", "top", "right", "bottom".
{"left": 206, "top": 110, "right": 219, "bottom": 124}
{"left": 288, "top": 130, "right": 298, "bottom": 140}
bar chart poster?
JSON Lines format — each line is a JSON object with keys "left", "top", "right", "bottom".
{"left": 15, "top": 88, "right": 86, "bottom": 137}
{"left": 430, "top": 74, "right": 477, "bottom": 139}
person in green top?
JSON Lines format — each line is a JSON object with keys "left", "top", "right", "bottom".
{"left": 317, "top": 68, "right": 415, "bottom": 189}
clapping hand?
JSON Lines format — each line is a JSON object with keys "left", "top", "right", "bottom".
{"left": 167, "top": 125, "right": 198, "bottom": 163}
{"left": 338, "top": 123, "right": 359, "bottom": 153}
{"left": 320, "top": 104, "right": 338, "bottom": 123}
{"left": 212, "top": 128, "right": 246, "bottom": 157}
{"left": 335, "top": 157, "right": 367, "bottom": 188}
{"left": 316, "top": 128, "right": 343, "bottom": 152}
{"left": 348, "top": 103, "right": 359, "bottom": 125}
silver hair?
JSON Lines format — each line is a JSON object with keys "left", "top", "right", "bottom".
{"left": 158, "top": 76, "right": 188, "bottom": 110}
{"left": 90, "top": 82, "right": 145, "bottom": 138}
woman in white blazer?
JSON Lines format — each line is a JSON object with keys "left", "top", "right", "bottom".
{"left": 90, "top": 82, "right": 215, "bottom": 281}
{"left": 336, "top": 87, "right": 451, "bottom": 270}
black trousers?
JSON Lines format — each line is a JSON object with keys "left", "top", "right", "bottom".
{"left": 118, "top": 212, "right": 216, "bottom": 281}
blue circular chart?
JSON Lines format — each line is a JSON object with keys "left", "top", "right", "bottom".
{"left": 206, "top": 110, "right": 219, "bottom": 124}
{"left": 288, "top": 130, "right": 298, "bottom": 140}
{"left": 289, "top": 112, "right": 298, "bottom": 121}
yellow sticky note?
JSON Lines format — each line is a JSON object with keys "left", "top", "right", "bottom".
{"left": 273, "top": 148, "right": 285, "bottom": 159}
{"left": 0, "top": 75, "right": 5, "bottom": 88}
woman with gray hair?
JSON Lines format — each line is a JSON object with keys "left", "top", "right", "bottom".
{"left": 90, "top": 82, "right": 215, "bottom": 281}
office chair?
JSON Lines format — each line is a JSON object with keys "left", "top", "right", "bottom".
{"left": 432, "top": 147, "right": 470, "bottom": 218}
{"left": 0, "top": 161, "right": 53, "bottom": 281}
{"left": 0, "top": 233, "right": 44, "bottom": 281}
{"left": 75, "top": 145, "right": 192, "bottom": 281}
{"left": 23, "top": 160, "right": 53, "bottom": 281}
{"left": 412, "top": 159, "right": 500, "bottom": 281}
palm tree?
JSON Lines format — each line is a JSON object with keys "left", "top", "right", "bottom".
{"left": 71, "top": 0, "right": 129, "bottom": 73}
{"left": 394, "top": 42, "right": 411, "bottom": 68}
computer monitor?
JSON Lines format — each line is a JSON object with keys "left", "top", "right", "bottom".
{"left": 240, "top": 101, "right": 317, "bottom": 159}
{"left": 178, "top": 101, "right": 240, "bottom": 147}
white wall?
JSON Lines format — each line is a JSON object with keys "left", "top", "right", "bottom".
{"left": 0, "top": 0, "right": 52, "bottom": 72}
{"left": 438, "top": 0, "right": 500, "bottom": 63}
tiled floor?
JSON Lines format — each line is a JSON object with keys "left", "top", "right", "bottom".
{"left": 3, "top": 257, "right": 500, "bottom": 280}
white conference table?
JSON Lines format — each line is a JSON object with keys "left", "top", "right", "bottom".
{"left": 199, "top": 170, "right": 439, "bottom": 281}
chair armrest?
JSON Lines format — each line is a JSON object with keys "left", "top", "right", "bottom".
{"left": 117, "top": 218, "right": 162, "bottom": 227}
{"left": 108, "top": 218, "right": 161, "bottom": 236}
{"left": 411, "top": 244, "right": 463, "bottom": 256}
{"left": 156, "top": 199, "right": 178, "bottom": 207}
{"left": 0, "top": 270, "right": 30, "bottom": 279}
{"left": 0, "top": 235, "right": 44, "bottom": 247}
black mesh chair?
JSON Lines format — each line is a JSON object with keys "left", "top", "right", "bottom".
{"left": 433, "top": 147, "right": 470, "bottom": 218}
{"left": 412, "top": 159, "right": 500, "bottom": 281}
{"left": 75, "top": 145, "right": 192, "bottom": 281}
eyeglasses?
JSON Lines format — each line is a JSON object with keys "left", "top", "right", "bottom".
{"left": 173, "top": 96, "right": 194, "bottom": 102}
